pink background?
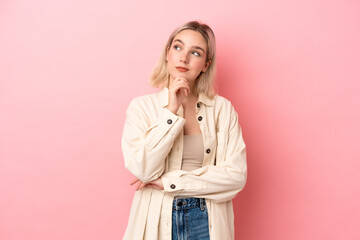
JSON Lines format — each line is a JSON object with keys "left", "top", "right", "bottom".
{"left": 1, "top": 0, "right": 359, "bottom": 239}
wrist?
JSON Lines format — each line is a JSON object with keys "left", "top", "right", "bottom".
{"left": 167, "top": 106, "right": 178, "bottom": 114}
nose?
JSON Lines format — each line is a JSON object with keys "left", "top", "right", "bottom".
{"left": 180, "top": 52, "right": 188, "bottom": 63}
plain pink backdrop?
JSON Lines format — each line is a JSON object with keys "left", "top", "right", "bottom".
{"left": 1, "top": 0, "right": 359, "bottom": 239}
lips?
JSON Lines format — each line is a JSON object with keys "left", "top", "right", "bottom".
{"left": 176, "top": 67, "right": 189, "bottom": 72}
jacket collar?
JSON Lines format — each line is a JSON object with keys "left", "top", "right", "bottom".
{"left": 160, "top": 87, "right": 214, "bottom": 108}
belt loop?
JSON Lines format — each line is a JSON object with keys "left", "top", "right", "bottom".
{"left": 200, "top": 198, "right": 206, "bottom": 210}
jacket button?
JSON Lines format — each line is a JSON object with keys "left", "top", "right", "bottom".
{"left": 167, "top": 119, "right": 173, "bottom": 124}
{"left": 206, "top": 148, "right": 211, "bottom": 154}
{"left": 198, "top": 116, "right": 203, "bottom": 121}
{"left": 170, "top": 184, "right": 176, "bottom": 189}
{"left": 197, "top": 102, "right": 200, "bottom": 108}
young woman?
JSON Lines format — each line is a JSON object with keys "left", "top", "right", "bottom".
{"left": 121, "top": 21, "right": 247, "bottom": 240}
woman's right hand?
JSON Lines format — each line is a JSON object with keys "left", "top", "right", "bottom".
{"left": 167, "top": 77, "right": 190, "bottom": 114}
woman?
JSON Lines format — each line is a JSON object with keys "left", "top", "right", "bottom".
{"left": 121, "top": 21, "right": 247, "bottom": 240}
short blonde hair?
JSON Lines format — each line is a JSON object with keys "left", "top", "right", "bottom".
{"left": 150, "top": 21, "right": 217, "bottom": 98}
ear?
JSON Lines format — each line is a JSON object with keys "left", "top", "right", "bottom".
{"left": 202, "top": 60, "right": 211, "bottom": 72}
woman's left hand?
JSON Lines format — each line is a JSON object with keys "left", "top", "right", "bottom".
{"left": 130, "top": 178, "right": 164, "bottom": 191}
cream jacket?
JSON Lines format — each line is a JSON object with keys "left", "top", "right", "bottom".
{"left": 121, "top": 87, "right": 247, "bottom": 240}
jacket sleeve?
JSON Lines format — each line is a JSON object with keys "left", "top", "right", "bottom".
{"left": 161, "top": 104, "right": 247, "bottom": 203}
{"left": 121, "top": 97, "right": 186, "bottom": 183}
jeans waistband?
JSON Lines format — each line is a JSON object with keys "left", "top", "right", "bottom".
{"left": 172, "top": 197, "right": 206, "bottom": 211}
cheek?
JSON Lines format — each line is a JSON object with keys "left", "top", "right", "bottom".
{"left": 166, "top": 52, "right": 177, "bottom": 74}
{"left": 167, "top": 51, "right": 177, "bottom": 64}
{"left": 192, "top": 59, "right": 206, "bottom": 71}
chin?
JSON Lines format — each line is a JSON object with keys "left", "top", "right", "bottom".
{"left": 175, "top": 74, "right": 196, "bottom": 81}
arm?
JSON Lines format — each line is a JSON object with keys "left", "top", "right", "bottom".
{"left": 121, "top": 97, "right": 186, "bottom": 183}
{"left": 161, "top": 104, "right": 247, "bottom": 203}
{"left": 123, "top": 79, "right": 191, "bottom": 183}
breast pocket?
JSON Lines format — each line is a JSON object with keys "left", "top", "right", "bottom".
{"left": 215, "top": 131, "right": 228, "bottom": 165}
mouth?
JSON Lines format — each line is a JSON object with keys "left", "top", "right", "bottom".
{"left": 176, "top": 67, "right": 189, "bottom": 72}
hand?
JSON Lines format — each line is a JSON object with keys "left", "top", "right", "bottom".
{"left": 167, "top": 77, "right": 190, "bottom": 114}
{"left": 130, "top": 178, "right": 147, "bottom": 191}
{"left": 130, "top": 178, "right": 164, "bottom": 191}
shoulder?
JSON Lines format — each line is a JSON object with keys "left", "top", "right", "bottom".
{"left": 213, "top": 94, "right": 237, "bottom": 115}
{"left": 125, "top": 89, "right": 166, "bottom": 119}
{"left": 212, "top": 94, "right": 240, "bottom": 131}
{"left": 127, "top": 89, "right": 163, "bottom": 109}
{"left": 214, "top": 94, "right": 231, "bottom": 105}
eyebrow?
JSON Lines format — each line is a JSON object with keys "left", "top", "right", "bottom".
{"left": 173, "top": 39, "right": 206, "bottom": 54}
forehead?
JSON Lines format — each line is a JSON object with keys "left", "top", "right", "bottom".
{"left": 173, "top": 30, "right": 207, "bottom": 49}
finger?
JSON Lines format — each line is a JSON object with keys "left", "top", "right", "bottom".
{"left": 176, "top": 78, "right": 190, "bottom": 89}
{"left": 173, "top": 77, "right": 189, "bottom": 87}
{"left": 172, "top": 86, "right": 188, "bottom": 97}
{"left": 136, "top": 181, "right": 142, "bottom": 190}
{"left": 175, "top": 77, "right": 189, "bottom": 84}
{"left": 174, "top": 81, "right": 190, "bottom": 93}
{"left": 170, "top": 78, "right": 189, "bottom": 91}
{"left": 130, "top": 178, "right": 140, "bottom": 185}
{"left": 135, "top": 182, "right": 141, "bottom": 190}
{"left": 137, "top": 182, "right": 147, "bottom": 191}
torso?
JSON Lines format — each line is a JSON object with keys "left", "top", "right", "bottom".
{"left": 123, "top": 88, "right": 241, "bottom": 239}
{"left": 182, "top": 97, "right": 201, "bottom": 135}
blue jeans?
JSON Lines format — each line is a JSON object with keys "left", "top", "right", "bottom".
{"left": 172, "top": 197, "right": 210, "bottom": 240}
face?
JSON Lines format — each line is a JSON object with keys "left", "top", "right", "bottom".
{"left": 166, "top": 30, "right": 210, "bottom": 83}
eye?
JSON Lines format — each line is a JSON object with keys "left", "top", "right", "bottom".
{"left": 173, "top": 45, "right": 181, "bottom": 51}
{"left": 192, "top": 51, "right": 201, "bottom": 57}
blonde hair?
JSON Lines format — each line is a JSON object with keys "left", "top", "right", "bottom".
{"left": 150, "top": 21, "right": 217, "bottom": 98}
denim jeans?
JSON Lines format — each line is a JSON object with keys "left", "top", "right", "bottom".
{"left": 172, "top": 197, "right": 210, "bottom": 240}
